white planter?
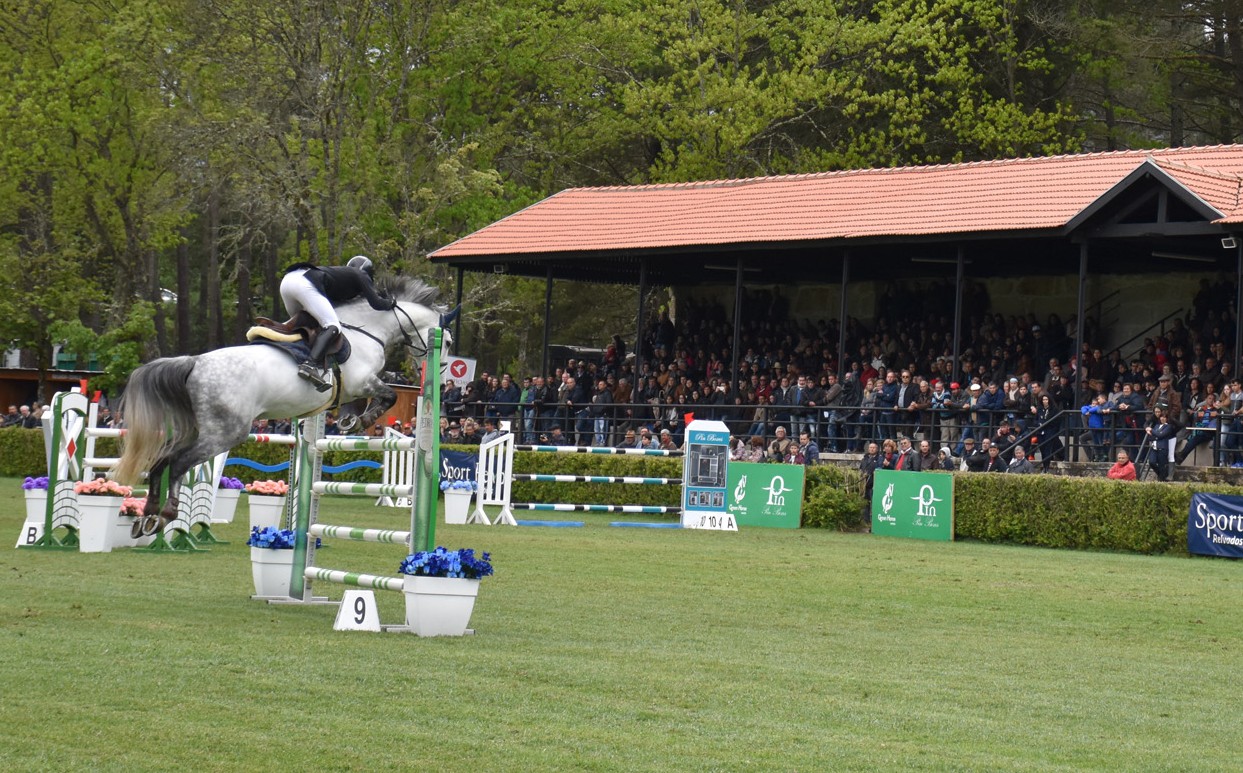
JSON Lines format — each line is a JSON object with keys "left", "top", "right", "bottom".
{"left": 111, "top": 514, "right": 140, "bottom": 549}
{"left": 77, "top": 494, "right": 122, "bottom": 553}
{"left": 443, "top": 490, "right": 473, "bottom": 525}
{"left": 212, "top": 488, "right": 242, "bottom": 524}
{"left": 17, "top": 489, "right": 47, "bottom": 547}
{"left": 402, "top": 575, "right": 480, "bottom": 636}
{"left": 250, "top": 547, "right": 295, "bottom": 597}
{"left": 248, "top": 494, "right": 287, "bottom": 531}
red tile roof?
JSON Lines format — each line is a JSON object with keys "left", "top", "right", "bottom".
{"left": 430, "top": 145, "right": 1243, "bottom": 259}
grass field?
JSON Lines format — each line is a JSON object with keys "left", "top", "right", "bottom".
{"left": 1, "top": 476, "right": 1240, "bottom": 771}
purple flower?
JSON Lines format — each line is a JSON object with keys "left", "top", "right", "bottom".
{"left": 22, "top": 476, "right": 49, "bottom": 490}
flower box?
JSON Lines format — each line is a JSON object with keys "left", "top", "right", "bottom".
{"left": 402, "top": 576, "right": 480, "bottom": 636}
{"left": 443, "top": 490, "right": 472, "bottom": 525}
{"left": 212, "top": 488, "right": 242, "bottom": 524}
{"left": 77, "top": 494, "right": 122, "bottom": 553}
{"left": 440, "top": 480, "right": 477, "bottom": 526}
{"left": 398, "top": 547, "right": 493, "bottom": 637}
{"left": 247, "top": 495, "right": 287, "bottom": 531}
{"left": 248, "top": 527, "right": 297, "bottom": 598}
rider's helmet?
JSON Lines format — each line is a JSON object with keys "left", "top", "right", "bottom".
{"left": 346, "top": 255, "right": 374, "bottom": 279}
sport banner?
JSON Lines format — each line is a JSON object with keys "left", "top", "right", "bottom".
{"left": 1188, "top": 493, "right": 1243, "bottom": 558}
{"left": 440, "top": 449, "right": 477, "bottom": 485}
{"left": 871, "top": 469, "right": 954, "bottom": 541}
{"left": 725, "top": 462, "right": 803, "bottom": 528}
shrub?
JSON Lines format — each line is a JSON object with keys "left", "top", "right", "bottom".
{"left": 803, "top": 464, "right": 867, "bottom": 530}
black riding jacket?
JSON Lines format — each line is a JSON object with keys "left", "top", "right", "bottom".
{"left": 286, "top": 263, "right": 394, "bottom": 311}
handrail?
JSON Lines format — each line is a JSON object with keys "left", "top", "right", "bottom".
{"left": 1117, "top": 307, "right": 1185, "bottom": 362}
{"left": 1084, "top": 289, "right": 1121, "bottom": 329}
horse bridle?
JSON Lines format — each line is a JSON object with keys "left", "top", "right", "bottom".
{"left": 340, "top": 304, "right": 429, "bottom": 358}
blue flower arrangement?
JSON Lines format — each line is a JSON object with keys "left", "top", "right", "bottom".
{"left": 399, "top": 547, "right": 493, "bottom": 579}
{"left": 22, "top": 476, "right": 49, "bottom": 490}
{"left": 440, "top": 479, "right": 477, "bottom": 492}
{"left": 247, "top": 526, "right": 297, "bottom": 549}
{"left": 218, "top": 476, "right": 245, "bottom": 490}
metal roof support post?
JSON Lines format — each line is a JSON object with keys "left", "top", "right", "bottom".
{"left": 837, "top": 252, "right": 850, "bottom": 378}
{"left": 635, "top": 259, "right": 648, "bottom": 376}
{"left": 454, "top": 266, "right": 464, "bottom": 355}
{"left": 1235, "top": 236, "right": 1242, "bottom": 371}
{"left": 952, "top": 245, "right": 964, "bottom": 380}
{"left": 731, "top": 257, "right": 743, "bottom": 395}
{"left": 1074, "top": 242, "right": 1088, "bottom": 410}
{"left": 542, "top": 266, "right": 553, "bottom": 377}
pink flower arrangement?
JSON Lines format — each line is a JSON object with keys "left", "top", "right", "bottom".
{"left": 73, "top": 478, "right": 133, "bottom": 497}
{"left": 121, "top": 497, "right": 146, "bottom": 517}
{"left": 245, "top": 480, "right": 288, "bottom": 495}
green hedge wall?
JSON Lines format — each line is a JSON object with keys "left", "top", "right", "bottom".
{"left": 0, "top": 428, "right": 45, "bottom": 477}
{"left": 952, "top": 473, "right": 1243, "bottom": 555}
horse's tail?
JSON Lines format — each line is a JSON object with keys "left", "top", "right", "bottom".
{"left": 113, "top": 357, "right": 198, "bottom": 484}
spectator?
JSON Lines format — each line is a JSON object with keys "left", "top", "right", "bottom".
{"left": 915, "top": 438, "right": 936, "bottom": 471}
{"left": 441, "top": 421, "right": 463, "bottom": 445}
{"left": 936, "top": 445, "right": 955, "bottom": 471}
{"left": 797, "top": 431, "right": 819, "bottom": 467}
{"left": 1007, "top": 445, "right": 1035, "bottom": 474}
{"left": 543, "top": 425, "right": 570, "bottom": 446}
{"left": 490, "top": 374, "right": 521, "bottom": 422}
{"left": 983, "top": 443, "right": 1007, "bottom": 472}
{"left": 1175, "top": 393, "right": 1219, "bottom": 465}
{"left": 1081, "top": 393, "right": 1114, "bottom": 462}
{"left": 860, "top": 441, "right": 882, "bottom": 501}
{"left": 894, "top": 435, "right": 917, "bottom": 471}
{"left": 1106, "top": 448, "right": 1137, "bottom": 480}
{"left": 767, "top": 426, "right": 794, "bottom": 462}
{"left": 616, "top": 429, "right": 641, "bottom": 449}
{"left": 1145, "top": 406, "right": 1178, "bottom": 481}
{"left": 657, "top": 428, "right": 679, "bottom": 452}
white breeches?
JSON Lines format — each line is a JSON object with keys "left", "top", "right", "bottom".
{"left": 279, "top": 269, "right": 340, "bottom": 329}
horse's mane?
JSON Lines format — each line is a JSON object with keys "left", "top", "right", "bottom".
{"left": 343, "top": 276, "right": 446, "bottom": 313}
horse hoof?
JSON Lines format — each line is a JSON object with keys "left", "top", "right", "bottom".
{"left": 139, "top": 515, "right": 162, "bottom": 537}
{"left": 131, "top": 518, "right": 147, "bottom": 540}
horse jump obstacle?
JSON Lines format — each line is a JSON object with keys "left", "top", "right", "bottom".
{"left": 267, "top": 328, "right": 443, "bottom": 633}
{"left": 20, "top": 388, "right": 229, "bottom": 552}
{"left": 472, "top": 434, "right": 683, "bottom": 526}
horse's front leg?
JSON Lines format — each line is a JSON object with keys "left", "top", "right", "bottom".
{"left": 354, "top": 380, "right": 397, "bottom": 429}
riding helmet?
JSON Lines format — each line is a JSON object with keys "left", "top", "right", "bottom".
{"left": 346, "top": 255, "right": 374, "bottom": 278}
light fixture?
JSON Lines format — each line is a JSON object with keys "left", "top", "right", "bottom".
{"left": 703, "top": 264, "right": 762, "bottom": 273}
{"left": 1223, "top": 237, "right": 1237, "bottom": 249}
{"left": 1151, "top": 251, "right": 1217, "bottom": 263}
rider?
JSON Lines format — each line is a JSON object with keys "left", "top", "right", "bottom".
{"left": 280, "top": 255, "right": 396, "bottom": 391}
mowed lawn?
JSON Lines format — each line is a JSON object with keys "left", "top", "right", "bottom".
{"left": 0, "top": 477, "right": 1239, "bottom": 772}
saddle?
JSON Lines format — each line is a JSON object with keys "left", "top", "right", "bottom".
{"left": 246, "top": 311, "right": 352, "bottom": 365}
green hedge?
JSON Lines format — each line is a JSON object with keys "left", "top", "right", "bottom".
{"left": 0, "top": 427, "right": 45, "bottom": 477}
{"left": 952, "top": 473, "right": 1243, "bottom": 555}
{"left": 510, "top": 451, "right": 682, "bottom": 507}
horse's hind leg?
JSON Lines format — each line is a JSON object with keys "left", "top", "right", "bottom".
{"left": 155, "top": 427, "right": 251, "bottom": 532}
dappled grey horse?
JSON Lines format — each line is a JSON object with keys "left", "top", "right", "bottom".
{"left": 114, "top": 277, "right": 453, "bottom": 535}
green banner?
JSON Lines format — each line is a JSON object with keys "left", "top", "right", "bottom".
{"left": 871, "top": 470, "right": 954, "bottom": 541}
{"left": 725, "top": 462, "right": 803, "bottom": 529}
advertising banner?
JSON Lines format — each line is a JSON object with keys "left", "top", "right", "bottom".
{"left": 871, "top": 470, "right": 954, "bottom": 541}
{"left": 725, "top": 462, "right": 803, "bottom": 529}
{"left": 1187, "top": 493, "right": 1243, "bottom": 558}
{"left": 440, "top": 449, "right": 477, "bottom": 485}
{"left": 444, "top": 356, "right": 477, "bottom": 387}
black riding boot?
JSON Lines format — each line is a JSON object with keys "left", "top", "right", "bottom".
{"left": 298, "top": 326, "right": 339, "bottom": 392}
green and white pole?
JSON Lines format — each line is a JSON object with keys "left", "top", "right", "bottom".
{"left": 412, "top": 328, "right": 442, "bottom": 553}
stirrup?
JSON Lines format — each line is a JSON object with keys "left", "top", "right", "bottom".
{"left": 298, "top": 362, "right": 332, "bottom": 392}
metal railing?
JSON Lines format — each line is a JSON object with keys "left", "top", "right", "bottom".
{"left": 437, "top": 397, "right": 1241, "bottom": 473}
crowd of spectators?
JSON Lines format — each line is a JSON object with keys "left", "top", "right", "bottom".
{"left": 418, "top": 277, "right": 1237, "bottom": 482}
{"left": 1, "top": 403, "right": 43, "bottom": 429}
